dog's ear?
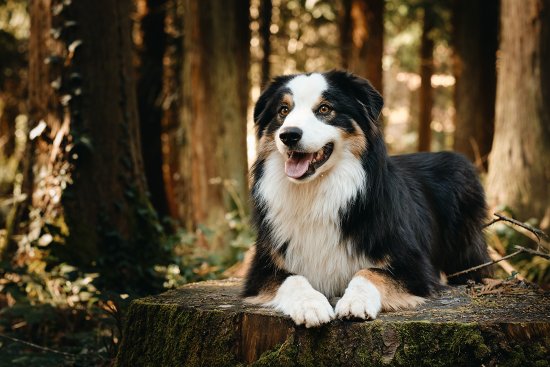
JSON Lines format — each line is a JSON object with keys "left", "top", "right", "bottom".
{"left": 352, "top": 75, "right": 384, "bottom": 123}
{"left": 254, "top": 75, "right": 293, "bottom": 139}
{"left": 327, "top": 71, "right": 384, "bottom": 124}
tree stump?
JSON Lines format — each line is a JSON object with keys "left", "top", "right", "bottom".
{"left": 115, "top": 278, "right": 550, "bottom": 366}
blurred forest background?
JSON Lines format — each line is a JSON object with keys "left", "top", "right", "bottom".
{"left": 0, "top": 0, "right": 549, "bottom": 365}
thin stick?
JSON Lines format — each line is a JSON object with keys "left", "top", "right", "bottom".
{"left": 0, "top": 333, "right": 78, "bottom": 358}
{"left": 487, "top": 246, "right": 524, "bottom": 280}
{"left": 514, "top": 245, "right": 550, "bottom": 260}
{"left": 484, "top": 213, "right": 548, "bottom": 243}
{"left": 447, "top": 249, "right": 523, "bottom": 279}
{"left": 448, "top": 245, "right": 550, "bottom": 279}
{"left": 503, "top": 222, "right": 550, "bottom": 251}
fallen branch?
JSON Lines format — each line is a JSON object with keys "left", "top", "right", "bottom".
{"left": 448, "top": 213, "right": 550, "bottom": 279}
{"left": 0, "top": 333, "right": 78, "bottom": 359}
{"left": 447, "top": 249, "right": 523, "bottom": 279}
{"left": 0, "top": 333, "right": 106, "bottom": 361}
{"left": 514, "top": 245, "right": 550, "bottom": 260}
{"left": 484, "top": 213, "right": 549, "bottom": 245}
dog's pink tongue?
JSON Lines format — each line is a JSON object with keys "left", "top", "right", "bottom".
{"left": 285, "top": 153, "right": 313, "bottom": 178}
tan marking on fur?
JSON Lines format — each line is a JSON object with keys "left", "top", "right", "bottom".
{"left": 258, "top": 134, "right": 276, "bottom": 151}
{"left": 342, "top": 121, "right": 367, "bottom": 158}
{"left": 244, "top": 280, "right": 279, "bottom": 304}
{"left": 374, "top": 256, "right": 390, "bottom": 269}
{"left": 270, "top": 248, "right": 286, "bottom": 269}
{"left": 281, "top": 93, "right": 294, "bottom": 108}
{"left": 439, "top": 271, "right": 448, "bottom": 285}
{"left": 243, "top": 246, "right": 286, "bottom": 304}
{"left": 355, "top": 269, "right": 425, "bottom": 311}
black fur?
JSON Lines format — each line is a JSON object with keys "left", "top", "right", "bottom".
{"left": 244, "top": 70, "right": 491, "bottom": 299}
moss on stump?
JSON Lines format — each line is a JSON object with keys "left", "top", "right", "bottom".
{"left": 115, "top": 278, "right": 550, "bottom": 367}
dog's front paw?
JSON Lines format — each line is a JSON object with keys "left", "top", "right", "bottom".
{"left": 286, "top": 292, "right": 335, "bottom": 328}
{"left": 269, "top": 275, "right": 334, "bottom": 328}
{"left": 335, "top": 276, "right": 382, "bottom": 320}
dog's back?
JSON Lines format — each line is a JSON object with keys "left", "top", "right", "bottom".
{"left": 391, "top": 151, "right": 490, "bottom": 283}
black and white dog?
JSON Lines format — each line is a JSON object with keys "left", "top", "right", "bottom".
{"left": 243, "top": 71, "right": 490, "bottom": 327}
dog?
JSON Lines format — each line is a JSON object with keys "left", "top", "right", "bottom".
{"left": 243, "top": 71, "right": 491, "bottom": 327}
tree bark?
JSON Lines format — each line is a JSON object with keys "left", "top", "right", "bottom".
{"left": 160, "top": 0, "right": 183, "bottom": 221}
{"left": 340, "top": 0, "right": 384, "bottom": 92}
{"left": 18, "top": 0, "right": 63, "bottom": 262}
{"left": 452, "top": 0, "right": 498, "bottom": 170}
{"left": 136, "top": 0, "right": 170, "bottom": 220}
{"left": 115, "top": 279, "right": 550, "bottom": 366}
{"left": 179, "top": 0, "right": 250, "bottom": 244}
{"left": 27, "top": 0, "right": 166, "bottom": 292}
{"left": 417, "top": 4, "right": 435, "bottom": 152}
{"left": 260, "top": 0, "right": 272, "bottom": 89}
{"left": 486, "top": 0, "right": 550, "bottom": 228}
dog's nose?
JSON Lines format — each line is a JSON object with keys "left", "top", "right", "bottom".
{"left": 279, "top": 127, "right": 303, "bottom": 146}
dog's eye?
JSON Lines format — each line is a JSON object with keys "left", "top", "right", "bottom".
{"left": 318, "top": 104, "right": 332, "bottom": 115}
{"left": 279, "top": 105, "right": 290, "bottom": 116}
{"left": 278, "top": 105, "right": 290, "bottom": 117}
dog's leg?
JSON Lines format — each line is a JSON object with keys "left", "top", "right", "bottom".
{"left": 335, "top": 269, "right": 425, "bottom": 320}
{"left": 247, "top": 275, "right": 335, "bottom": 328}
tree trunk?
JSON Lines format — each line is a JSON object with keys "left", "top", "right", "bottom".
{"left": 136, "top": 0, "right": 170, "bottom": 220}
{"left": 340, "top": 0, "right": 384, "bottom": 92}
{"left": 18, "top": 0, "right": 63, "bottom": 262}
{"left": 452, "top": 0, "right": 499, "bottom": 170}
{"left": 486, "top": 0, "right": 550, "bottom": 228}
{"left": 115, "top": 279, "right": 550, "bottom": 366}
{"left": 160, "top": 0, "right": 184, "bottom": 222}
{"left": 28, "top": 0, "right": 166, "bottom": 292}
{"left": 417, "top": 4, "right": 435, "bottom": 152}
{"left": 179, "top": 0, "right": 250, "bottom": 245}
{"left": 260, "top": 0, "right": 272, "bottom": 89}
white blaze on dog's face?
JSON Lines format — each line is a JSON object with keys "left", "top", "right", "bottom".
{"left": 274, "top": 74, "right": 341, "bottom": 182}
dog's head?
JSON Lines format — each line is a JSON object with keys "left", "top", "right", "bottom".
{"left": 253, "top": 71, "right": 384, "bottom": 183}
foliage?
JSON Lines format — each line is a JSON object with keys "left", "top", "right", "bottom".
{"left": 157, "top": 181, "right": 255, "bottom": 288}
{"left": 0, "top": 163, "right": 253, "bottom": 364}
{"left": 270, "top": 0, "right": 341, "bottom": 74}
{"left": 0, "top": 266, "right": 121, "bottom": 366}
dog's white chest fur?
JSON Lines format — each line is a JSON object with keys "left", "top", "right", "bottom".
{"left": 258, "top": 151, "right": 372, "bottom": 298}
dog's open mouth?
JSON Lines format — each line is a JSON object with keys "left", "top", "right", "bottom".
{"left": 284, "top": 142, "right": 334, "bottom": 179}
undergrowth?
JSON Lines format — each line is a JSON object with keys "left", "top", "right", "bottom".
{"left": 0, "top": 135, "right": 253, "bottom": 366}
{"left": 0, "top": 209, "right": 253, "bottom": 366}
